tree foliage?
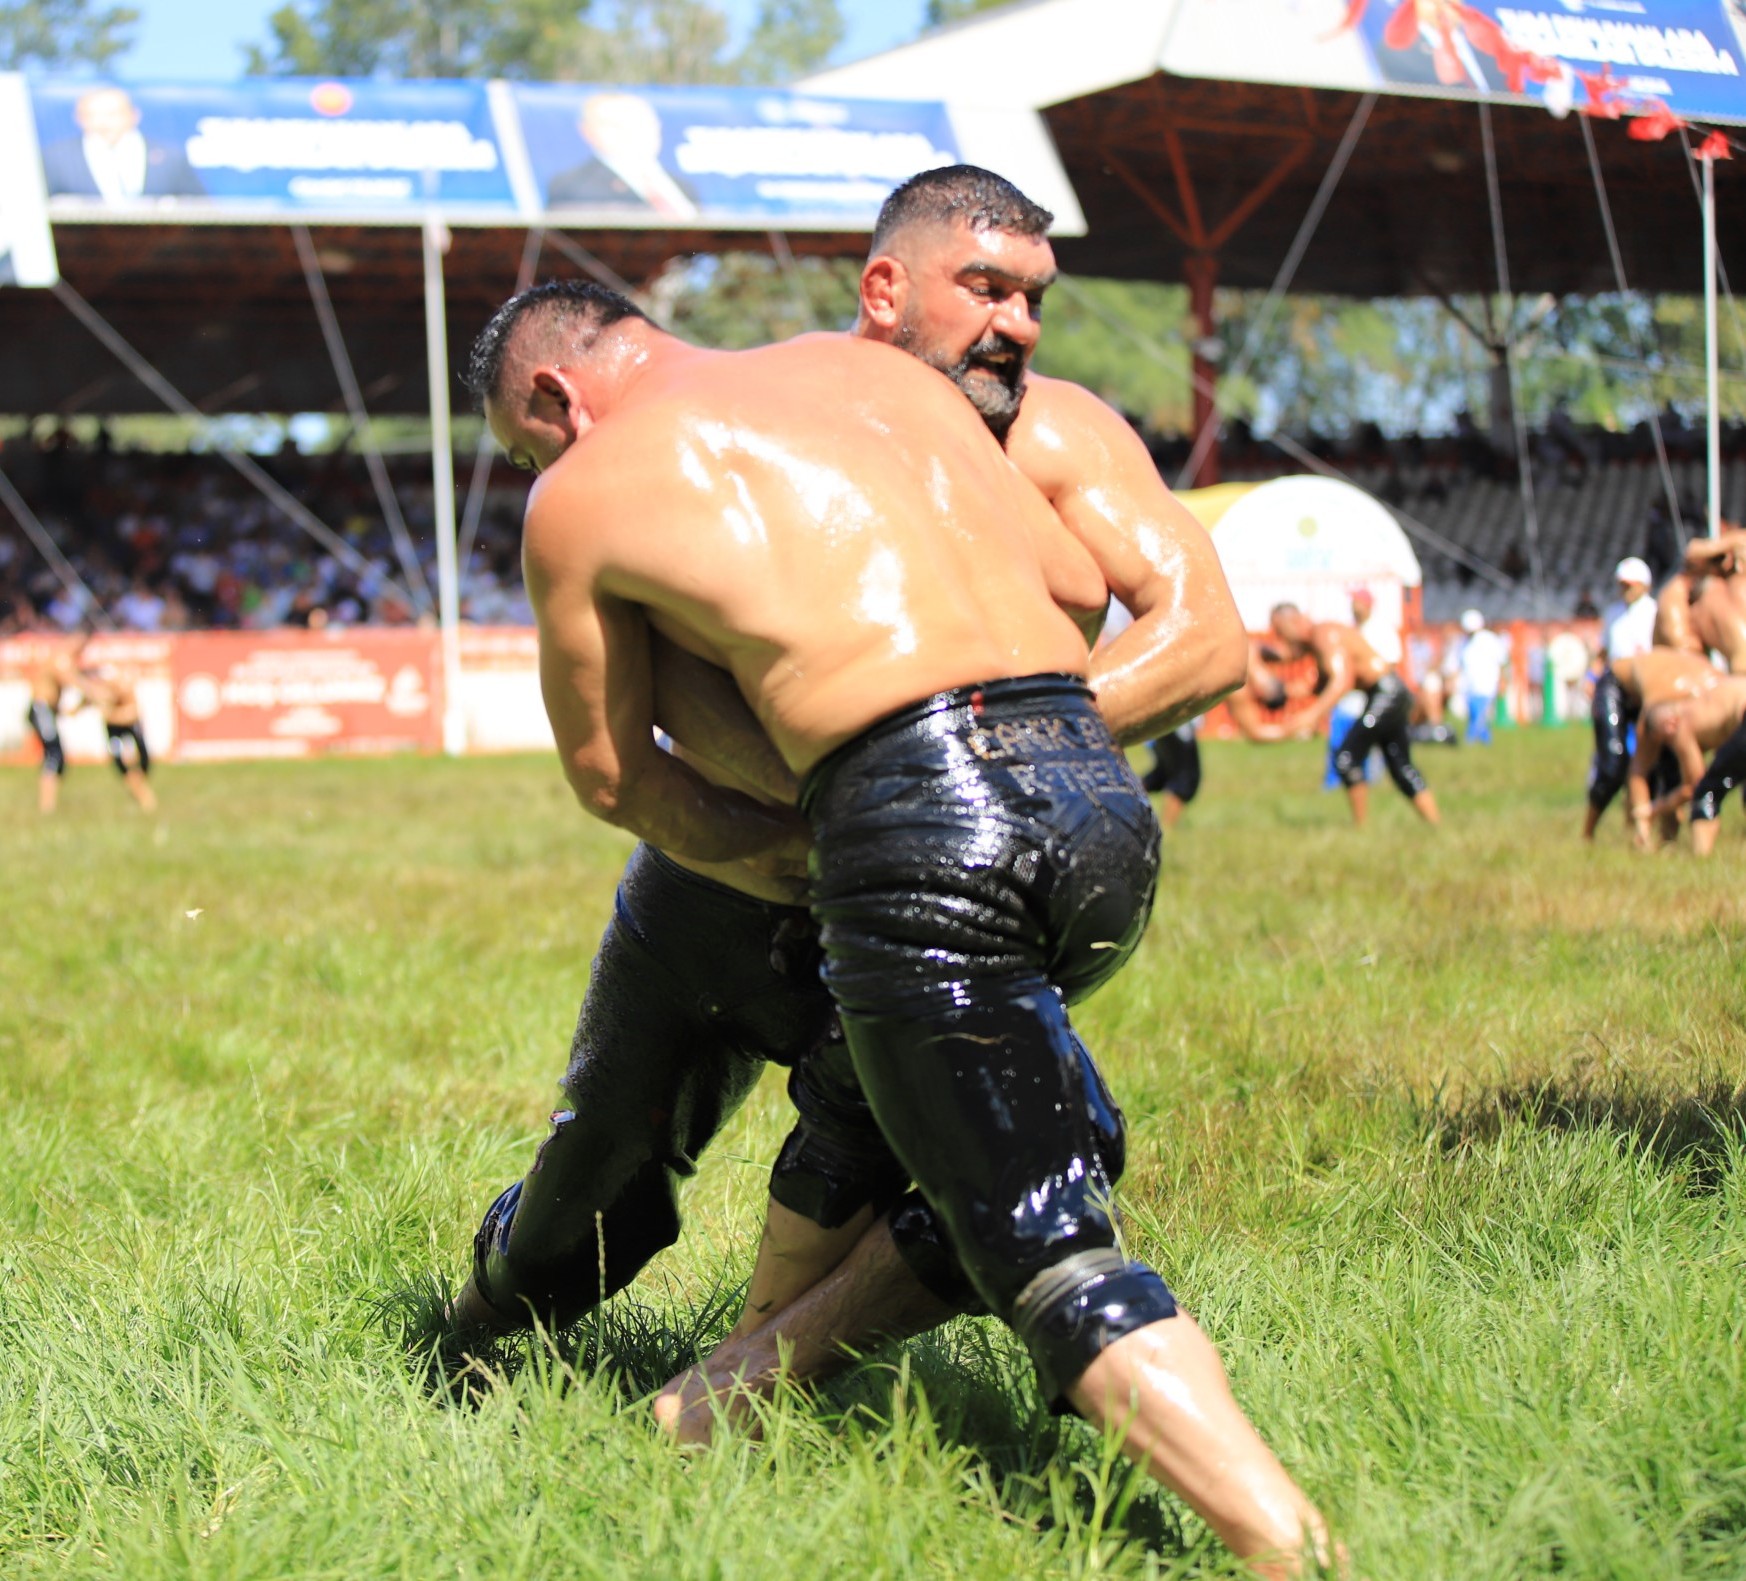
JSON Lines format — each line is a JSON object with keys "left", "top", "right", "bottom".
{"left": 245, "top": 0, "right": 842, "bottom": 83}
{"left": 924, "top": 0, "right": 1008, "bottom": 27}
{"left": 0, "top": 0, "right": 137, "bottom": 70}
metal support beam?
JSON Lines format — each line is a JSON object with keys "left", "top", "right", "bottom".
{"left": 1704, "top": 152, "right": 1721, "bottom": 538}
{"left": 1184, "top": 254, "right": 1220, "bottom": 489}
{"left": 422, "top": 215, "right": 465, "bottom": 757}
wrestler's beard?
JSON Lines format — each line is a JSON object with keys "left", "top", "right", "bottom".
{"left": 895, "top": 323, "right": 1027, "bottom": 444}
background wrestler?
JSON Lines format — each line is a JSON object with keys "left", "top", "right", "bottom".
{"left": 26, "top": 636, "right": 86, "bottom": 815}
{"left": 1627, "top": 673, "right": 1746, "bottom": 856}
{"left": 80, "top": 660, "right": 158, "bottom": 814}
{"left": 467, "top": 285, "right": 1330, "bottom": 1575}
{"left": 1592, "top": 649, "right": 1718, "bottom": 847}
{"left": 452, "top": 171, "right": 1246, "bottom": 1390}
{"left": 1266, "top": 604, "right": 1440, "bottom": 827}
{"left": 1655, "top": 525, "right": 1746, "bottom": 675}
{"left": 1584, "top": 557, "right": 1663, "bottom": 841}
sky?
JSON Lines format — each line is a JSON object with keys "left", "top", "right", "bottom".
{"left": 116, "top": 0, "right": 931, "bottom": 81}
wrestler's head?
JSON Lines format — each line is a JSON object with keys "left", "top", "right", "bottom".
{"left": 1269, "top": 602, "right": 1314, "bottom": 652}
{"left": 856, "top": 165, "right": 1056, "bottom": 442}
{"left": 466, "top": 280, "right": 650, "bottom": 474}
{"left": 1639, "top": 697, "right": 1683, "bottom": 749}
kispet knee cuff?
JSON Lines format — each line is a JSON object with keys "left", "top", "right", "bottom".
{"left": 1011, "top": 1248, "right": 1179, "bottom": 1411}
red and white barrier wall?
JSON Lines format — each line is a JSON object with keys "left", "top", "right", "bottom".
{"left": 0, "top": 627, "right": 555, "bottom": 765}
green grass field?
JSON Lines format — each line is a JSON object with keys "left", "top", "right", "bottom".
{"left": 2, "top": 730, "right": 1743, "bottom": 1580}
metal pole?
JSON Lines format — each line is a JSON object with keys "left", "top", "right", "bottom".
{"left": 1704, "top": 154, "right": 1721, "bottom": 538}
{"left": 423, "top": 215, "right": 465, "bottom": 755}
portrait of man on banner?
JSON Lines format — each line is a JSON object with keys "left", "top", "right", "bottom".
{"left": 543, "top": 91, "right": 700, "bottom": 217}
{"left": 40, "top": 85, "right": 207, "bottom": 202}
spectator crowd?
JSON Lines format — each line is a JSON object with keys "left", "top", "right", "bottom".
{"left": 2, "top": 412, "right": 1742, "bottom": 636}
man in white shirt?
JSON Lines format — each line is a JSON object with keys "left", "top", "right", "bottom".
{"left": 1455, "top": 608, "right": 1509, "bottom": 744}
{"left": 1585, "top": 557, "right": 1661, "bottom": 838}
{"left": 1601, "top": 556, "right": 1657, "bottom": 664}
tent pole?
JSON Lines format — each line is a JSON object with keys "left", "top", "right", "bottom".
{"left": 1704, "top": 153, "right": 1721, "bottom": 538}
{"left": 423, "top": 215, "right": 465, "bottom": 756}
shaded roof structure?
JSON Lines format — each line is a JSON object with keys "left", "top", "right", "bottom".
{"left": 0, "top": 76, "right": 1079, "bottom": 416}
{"left": 801, "top": 0, "right": 1746, "bottom": 296}
{"left": 2, "top": 221, "right": 875, "bottom": 416}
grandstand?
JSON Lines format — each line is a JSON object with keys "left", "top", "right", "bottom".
{"left": 5, "top": 418, "right": 1741, "bottom": 638}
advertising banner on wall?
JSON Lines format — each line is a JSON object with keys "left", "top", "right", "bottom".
{"left": 0, "top": 74, "right": 58, "bottom": 286}
{"left": 507, "top": 83, "right": 959, "bottom": 224}
{"left": 29, "top": 77, "right": 516, "bottom": 216}
{"left": 171, "top": 630, "right": 441, "bottom": 760}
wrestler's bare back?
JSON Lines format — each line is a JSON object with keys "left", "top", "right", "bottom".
{"left": 524, "top": 334, "right": 1088, "bottom": 776}
{"left": 1613, "top": 649, "right": 1723, "bottom": 710}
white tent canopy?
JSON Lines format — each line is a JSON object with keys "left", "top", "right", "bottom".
{"left": 1182, "top": 474, "right": 1422, "bottom": 633}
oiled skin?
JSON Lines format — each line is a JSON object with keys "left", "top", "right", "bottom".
{"left": 521, "top": 330, "right": 1089, "bottom": 860}
{"left": 1611, "top": 649, "right": 1724, "bottom": 713}
{"left": 1269, "top": 619, "right": 1390, "bottom": 734}
{"left": 1654, "top": 529, "right": 1746, "bottom": 675}
{"left": 656, "top": 362, "right": 1246, "bottom": 901}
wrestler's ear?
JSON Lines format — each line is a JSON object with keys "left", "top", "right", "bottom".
{"left": 860, "top": 255, "right": 906, "bottom": 331}
{"left": 531, "top": 365, "right": 585, "bottom": 424}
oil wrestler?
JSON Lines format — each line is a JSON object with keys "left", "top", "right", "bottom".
{"left": 1587, "top": 648, "right": 1717, "bottom": 845}
{"left": 1627, "top": 671, "right": 1746, "bottom": 857}
{"left": 451, "top": 169, "right": 1244, "bottom": 1385}
{"left": 713, "top": 168, "right": 1244, "bottom": 1370}
{"left": 1584, "top": 557, "right": 1660, "bottom": 840}
{"left": 26, "top": 637, "right": 84, "bottom": 815}
{"left": 1266, "top": 603, "right": 1440, "bottom": 827}
{"left": 464, "top": 283, "right": 1330, "bottom": 1573}
{"left": 1654, "top": 525, "right": 1746, "bottom": 675}
{"left": 82, "top": 660, "right": 158, "bottom": 814}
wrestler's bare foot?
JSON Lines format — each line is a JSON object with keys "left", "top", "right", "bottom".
{"left": 1412, "top": 789, "right": 1441, "bottom": 826}
{"left": 1344, "top": 783, "right": 1368, "bottom": 827}
{"left": 653, "top": 1358, "right": 771, "bottom": 1447}
{"left": 1068, "top": 1315, "right": 1338, "bottom": 1579}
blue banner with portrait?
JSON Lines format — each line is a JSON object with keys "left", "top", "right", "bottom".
{"left": 508, "top": 84, "right": 960, "bottom": 223}
{"left": 27, "top": 77, "right": 965, "bottom": 224}
{"left": 30, "top": 78, "right": 514, "bottom": 213}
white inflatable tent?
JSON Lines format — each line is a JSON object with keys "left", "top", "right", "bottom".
{"left": 1182, "top": 474, "right": 1422, "bottom": 640}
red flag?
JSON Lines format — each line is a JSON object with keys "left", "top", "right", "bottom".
{"left": 1696, "top": 130, "right": 1733, "bottom": 161}
{"left": 1626, "top": 104, "right": 1685, "bottom": 142}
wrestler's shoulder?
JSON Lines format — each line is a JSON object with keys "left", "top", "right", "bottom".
{"left": 1009, "top": 375, "right": 1154, "bottom": 475}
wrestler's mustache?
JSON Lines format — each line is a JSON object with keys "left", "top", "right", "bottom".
{"left": 954, "top": 333, "right": 1027, "bottom": 390}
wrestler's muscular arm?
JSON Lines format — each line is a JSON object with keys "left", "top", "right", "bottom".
{"left": 1291, "top": 630, "right": 1353, "bottom": 736}
{"left": 1639, "top": 713, "right": 1708, "bottom": 823}
{"left": 524, "top": 487, "right": 810, "bottom": 865}
{"left": 650, "top": 638, "right": 799, "bottom": 803}
{"left": 1654, "top": 576, "right": 1706, "bottom": 656}
{"left": 1014, "top": 379, "right": 1247, "bottom": 741}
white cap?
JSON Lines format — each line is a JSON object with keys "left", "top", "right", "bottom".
{"left": 1615, "top": 556, "right": 1652, "bottom": 586}
{"left": 1460, "top": 608, "right": 1485, "bottom": 633}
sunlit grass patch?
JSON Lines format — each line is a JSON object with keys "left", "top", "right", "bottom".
{"left": 1, "top": 730, "right": 1741, "bottom": 1578}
